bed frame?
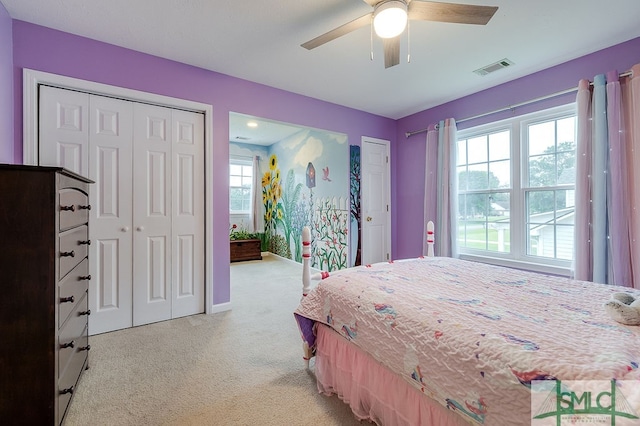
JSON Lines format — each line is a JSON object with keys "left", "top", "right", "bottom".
{"left": 300, "top": 221, "right": 435, "bottom": 365}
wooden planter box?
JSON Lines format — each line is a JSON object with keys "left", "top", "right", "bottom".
{"left": 230, "top": 239, "right": 262, "bottom": 262}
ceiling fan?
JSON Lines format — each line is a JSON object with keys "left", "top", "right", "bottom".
{"left": 301, "top": 0, "right": 498, "bottom": 69}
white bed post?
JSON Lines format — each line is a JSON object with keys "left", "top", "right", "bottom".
{"left": 427, "top": 220, "right": 435, "bottom": 257}
{"left": 302, "top": 226, "right": 311, "bottom": 298}
{"left": 301, "top": 226, "right": 313, "bottom": 366}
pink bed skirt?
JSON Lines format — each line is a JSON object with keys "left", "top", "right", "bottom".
{"left": 314, "top": 324, "right": 469, "bottom": 426}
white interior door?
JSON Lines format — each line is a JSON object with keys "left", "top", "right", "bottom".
{"left": 171, "top": 109, "right": 205, "bottom": 318}
{"left": 39, "top": 86, "right": 89, "bottom": 176}
{"left": 132, "top": 103, "right": 173, "bottom": 326}
{"left": 361, "top": 137, "right": 391, "bottom": 264}
{"left": 88, "top": 95, "right": 134, "bottom": 334}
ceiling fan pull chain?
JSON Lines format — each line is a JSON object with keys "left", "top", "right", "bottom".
{"left": 407, "top": 18, "right": 411, "bottom": 64}
{"left": 370, "top": 15, "right": 374, "bottom": 61}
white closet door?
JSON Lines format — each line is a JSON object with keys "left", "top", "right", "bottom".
{"left": 88, "top": 95, "right": 134, "bottom": 334}
{"left": 171, "top": 110, "right": 205, "bottom": 318}
{"left": 39, "top": 86, "right": 89, "bottom": 176}
{"left": 132, "top": 103, "right": 173, "bottom": 326}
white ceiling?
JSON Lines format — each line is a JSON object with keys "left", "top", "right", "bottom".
{"left": 3, "top": 0, "right": 640, "bottom": 124}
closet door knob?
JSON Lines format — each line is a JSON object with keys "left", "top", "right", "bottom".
{"left": 61, "top": 250, "right": 75, "bottom": 257}
{"left": 78, "top": 204, "right": 91, "bottom": 210}
{"left": 60, "top": 340, "right": 75, "bottom": 349}
{"left": 136, "top": 226, "right": 144, "bottom": 232}
{"left": 60, "top": 205, "right": 75, "bottom": 212}
{"left": 121, "top": 226, "right": 129, "bottom": 232}
{"left": 60, "top": 386, "right": 74, "bottom": 395}
{"left": 79, "top": 240, "right": 91, "bottom": 245}
{"left": 60, "top": 296, "right": 75, "bottom": 304}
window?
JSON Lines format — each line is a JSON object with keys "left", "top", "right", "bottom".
{"left": 456, "top": 105, "right": 576, "bottom": 273}
{"left": 229, "top": 159, "right": 253, "bottom": 213}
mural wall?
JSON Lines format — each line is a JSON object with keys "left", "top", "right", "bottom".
{"left": 233, "top": 128, "right": 350, "bottom": 271}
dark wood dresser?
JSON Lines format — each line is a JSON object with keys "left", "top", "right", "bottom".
{"left": 0, "top": 164, "right": 93, "bottom": 424}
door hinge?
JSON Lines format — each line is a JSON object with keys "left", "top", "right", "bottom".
{"left": 386, "top": 205, "right": 389, "bottom": 212}
{"left": 386, "top": 253, "right": 390, "bottom": 260}
{"left": 386, "top": 156, "right": 389, "bottom": 164}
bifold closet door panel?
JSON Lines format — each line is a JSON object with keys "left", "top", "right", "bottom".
{"left": 171, "top": 109, "right": 205, "bottom": 318}
{"left": 39, "top": 86, "right": 89, "bottom": 176}
{"left": 88, "top": 95, "right": 135, "bottom": 334}
{"left": 132, "top": 103, "right": 173, "bottom": 326}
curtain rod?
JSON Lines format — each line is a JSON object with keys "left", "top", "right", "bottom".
{"left": 405, "top": 70, "right": 633, "bottom": 139}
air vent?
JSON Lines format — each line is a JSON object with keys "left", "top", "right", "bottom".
{"left": 235, "top": 136, "right": 251, "bottom": 141}
{"left": 473, "top": 58, "right": 514, "bottom": 76}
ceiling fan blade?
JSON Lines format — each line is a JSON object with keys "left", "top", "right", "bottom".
{"left": 408, "top": 1, "right": 498, "bottom": 25}
{"left": 383, "top": 36, "right": 400, "bottom": 69}
{"left": 301, "top": 13, "right": 372, "bottom": 50}
{"left": 361, "top": 0, "right": 378, "bottom": 6}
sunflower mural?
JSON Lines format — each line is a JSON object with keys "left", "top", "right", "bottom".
{"left": 262, "top": 154, "right": 287, "bottom": 256}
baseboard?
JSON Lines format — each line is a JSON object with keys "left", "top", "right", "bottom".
{"left": 210, "top": 302, "right": 231, "bottom": 314}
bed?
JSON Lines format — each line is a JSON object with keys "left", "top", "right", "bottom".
{"left": 294, "top": 226, "right": 640, "bottom": 425}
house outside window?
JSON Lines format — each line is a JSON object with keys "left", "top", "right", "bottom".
{"left": 229, "top": 159, "right": 253, "bottom": 213}
{"left": 456, "top": 104, "right": 576, "bottom": 274}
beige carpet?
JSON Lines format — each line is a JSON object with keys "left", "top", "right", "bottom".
{"left": 65, "top": 254, "right": 364, "bottom": 426}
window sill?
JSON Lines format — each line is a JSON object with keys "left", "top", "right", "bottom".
{"left": 457, "top": 253, "right": 572, "bottom": 277}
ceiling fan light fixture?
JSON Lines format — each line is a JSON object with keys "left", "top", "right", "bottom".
{"left": 373, "top": 0, "right": 408, "bottom": 39}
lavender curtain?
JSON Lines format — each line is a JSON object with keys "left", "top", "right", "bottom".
{"left": 574, "top": 66, "right": 638, "bottom": 287}
{"left": 423, "top": 118, "right": 458, "bottom": 257}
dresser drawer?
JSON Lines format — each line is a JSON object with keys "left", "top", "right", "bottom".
{"left": 59, "top": 225, "right": 89, "bottom": 279}
{"left": 59, "top": 257, "right": 90, "bottom": 328}
{"left": 59, "top": 188, "right": 90, "bottom": 231}
{"left": 59, "top": 293, "right": 89, "bottom": 377}
{"left": 58, "top": 323, "right": 88, "bottom": 425}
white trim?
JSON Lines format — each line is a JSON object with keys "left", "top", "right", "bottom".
{"left": 22, "top": 68, "right": 218, "bottom": 316}
{"left": 210, "top": 302, "right": 232, "bottom": 314}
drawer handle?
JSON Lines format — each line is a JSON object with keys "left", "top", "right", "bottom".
{"left": 60, "top": 386, "right": 74, "bottom": 395}
{"left": 79, "top": 240, "right": 91, "bottom": 245}
{"left": 79, "top": 274, "right": 91, "bottom": 281}
{"left": 79, "top": 309, "right": 91, "bottom": 316}
{"left": 78, "top": 204, "right": 91, "bottom": 210}
{"left": 61, "top": 250, "right": 75, "bottom": 258}
{"left": 60, "top": 295, "right": 75, "bottom": 304}
{"left": 60, "top": 205, "right": 75, "bottom": 212}
{"left": 60, "top": 340, "right": 75, "bottom": 349}
{"left": 80, "top": 345, "right": 91, "bottom": 352}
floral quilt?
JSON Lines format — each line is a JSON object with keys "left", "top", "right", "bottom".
{"left": 294, "top": 257, "right": 640, "bottom": 425}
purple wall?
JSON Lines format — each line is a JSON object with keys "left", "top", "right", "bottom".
{"left": 0, "top": 3, "right": 13, "bottom": 163}
{"left": 393, "top": 36, "right": 640, "bottom": 259}
{"left": 10, "top": 21, "right": 396, "bottom": 306}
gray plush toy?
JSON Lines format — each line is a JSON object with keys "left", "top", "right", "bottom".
{"left": 604, "top": 292, "right": 640, "bottom": 326}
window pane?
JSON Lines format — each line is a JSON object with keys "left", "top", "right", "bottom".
{"left": 230, "top": 164, "right": 242, "bottom": 175}
{"left": 488, "top": 192, "right": 510, "bottom": 253}
{"left": 557, "top": 117, "right": 575, "bottom": 146}
{"left": 457, "top": 166, "right": 467, "bottom": 191}
{"left": 467, "top": 136, "right": 488, "bottom": 163}
{"left": 488, "top": 130, "right": 510, "bottom": 161}
{"left": 527, "top": 190, "right": 555, "bottom": 219}
{"left": 230, "top": 176, "right": 242, "bottom": 186}
{"left": 528, "top": 154, "right": 556, "bottom": 187}
{"left": 457, "top": 140, "right": 467, "bottom": 165}
{"left": 241, "top": 176, "right": 252, "bottom": 186}
{"left": 489, "top": 160, "right": 510, "bottom": 189}
{"left": 466, "top": 164, "right": 489, "bottom": 190}
{"left": 242, "top": 165, "right": 253, "bottom": 177}
{"left": 556, "top": 224, "right": 574, "bottom": 260}
{"left": 528, "top": 121, "right": 555, "bottom": 156}
{"left": 557, "top": 151, "right": 575, "bottom": 184}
